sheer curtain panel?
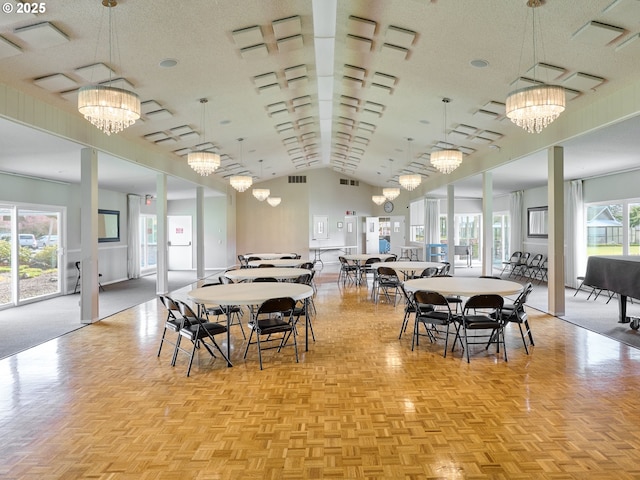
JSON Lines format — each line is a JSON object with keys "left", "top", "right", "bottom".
{"left": 127, "top": 194, "right": 141, "bottom": 279}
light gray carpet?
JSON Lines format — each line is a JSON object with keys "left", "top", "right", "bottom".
{"left": 0, "top": 270, "right": 222, "bottom": 359}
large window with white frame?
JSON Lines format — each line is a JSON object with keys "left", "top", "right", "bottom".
{"left": 409, "top": 199, "right": 425, "bottom": 243}
{"left": 139, "top": 214, "right": 157, "bottom": 272}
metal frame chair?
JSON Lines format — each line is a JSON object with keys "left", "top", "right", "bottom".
{"left": 243, "top": 297, "right": 298, "bottom": 370}
{"left": 172, "top": 300, "right": 232, "bottom": 376}
{"left": 157, "top": 295, "right": 182, "bottom": 358}
{"left": 454, "top": 294, "right": 506, "bottom": 363}
{"left": 412, "top": 290, "right": 456, "bottom": 357}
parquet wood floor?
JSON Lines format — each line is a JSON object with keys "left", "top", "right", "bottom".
{"left": 2, "top": 269, "right": 640, "bottom": 479}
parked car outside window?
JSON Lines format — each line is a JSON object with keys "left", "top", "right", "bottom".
{"left": 19, "top": 234, "right": 37, "bottom": 249}
{"left": 37, "top": 235, "right": 58, "bottom": 248}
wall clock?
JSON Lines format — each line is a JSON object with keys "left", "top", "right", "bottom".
{"left": 383, "top": 201, "right": 394, "bottom": 213}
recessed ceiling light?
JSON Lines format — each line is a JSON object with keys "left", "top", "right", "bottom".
{"left": 419, "top": 119, "right": 430, "bottom": 124}
{"left": 470, "top": 59, "right": 489, "bottom": 68}
{"left": 220, "top": 119, "right": 231, "bottom": 125}
{"left": 159, "top": 58, "right": 178, "bottom": 68}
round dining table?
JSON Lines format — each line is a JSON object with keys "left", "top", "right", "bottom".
{"left": 403, "top": 276, "right": 523, "bottom": 297}
{"left": 343, "top": 253, "right": 396, "bottom": 285}
{"left": 225, "top": 267, "right": 310, "bottom": 282}
{"left": 245, "top": 253, "right": 298, "bottom": 260}
{"left": 247, "top": 258, "right": 308, "bottom": 268}
{"left": 371, "top": 261, "right": 443, "bottom": 279}
{"left": 187, "top": 282, "right": 314, "bottom": 359}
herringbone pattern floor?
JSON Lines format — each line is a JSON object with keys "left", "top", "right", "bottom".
{"left": 2, "top": 269, "right": 640, "bottom": 479}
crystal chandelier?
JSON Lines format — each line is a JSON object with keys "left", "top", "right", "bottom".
{"left": 383, "top": 158, "right": 400, "bottom": 200}
{"left": 267, "top": 197, "right": 281, "bottom": 207}
{"left": 399, "top": 138, "right": 421, "bottom": 191}
{"left": 505, "top": 0, "right": 565, "bottom": 134}
{"left": 399, "top": 174, "right": 421, "bottom": 191}
{"left": 252, "top": 159, "right": 270, "bottom": 201}
{"left": 77, "top": 0, "right": 140, "bottom": 135}
{"left": 372, "top": 195, "right": 386, "bottom": 206}
{"left": 187, "top": 98, "right": 220, "bottom": 176}
{"left": 506, "top": 85, "right": 565, "bottom": 134}
{"left": 230, "top": 138, "right": 253, "bottom": 192}
{"left": 430, "top": 150, "right": 463, "bottom": 175}
{"left": 431, "top": 98, "right": 463, "bottom": 174}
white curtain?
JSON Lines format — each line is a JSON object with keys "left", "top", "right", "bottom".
{"left": 426, "top": 199, "right": 440, "bottom": 245}
{"left": 565, "top": 180, "right": 585, "bottom": 288}
{"left": 509, "top": 190, "right": 524, "bottom": 255}
{"left": 127, "top": 194, "right": 141, "bottom": 279}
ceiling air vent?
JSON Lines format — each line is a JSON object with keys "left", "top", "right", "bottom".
{"left": 340, "top": 178, "right": 360, "bottom": 186}
{"left": 288, "top": 175, "right": 307, "bottom": 184}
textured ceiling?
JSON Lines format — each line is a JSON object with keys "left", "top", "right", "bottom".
{"left": 0, "top": 0, "right": 639, "bottom": 199}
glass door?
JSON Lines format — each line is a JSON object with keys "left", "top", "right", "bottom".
{"left": 140, "top": 214, "right": 157, "bottom": 273}
{"left": 0, "top": 206, "right": 14, "bottom": 307}
{"left": 493, "top": 213, "right": 510, "bottom": 269}
{"left": 18, "top": 208, "right": 61, "bottom": 302}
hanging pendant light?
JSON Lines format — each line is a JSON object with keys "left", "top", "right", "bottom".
{"left": 187, "top": 98, "right": 220, "bottom": 176}
{"left": 399, "top": 138, "right": 421, "bottom": 191}
{"left": 252, "top": 159, "right": 270, "bottom": 201}
{"left": 431, "top": 98, "right": 463, "bottom": 174}
{"left": 230, "top": 138, "right": 253, "bottom": 192}
{"left": 372, "top": 195, "right": 386, "bottom": 206}
{"left": 505, "top": 0, "right": 565, "bottom": 134}
{"left": 77, "top": 0, "right": 140, "bottom": 135}
{"left": 267, "top": 197, "right": 281, "bottom": 207}
{"left": 383, "top": 159, "right": 400, "bottom": 200}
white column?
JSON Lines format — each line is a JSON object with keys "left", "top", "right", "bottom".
{"left": 482, "top": 172, "right": 494, "bottom": 276}
{"left": 156, "top": 173, "right": 168, "bottom": 295}
{"left": 548, "top": 146, "right": 565, "bottom": 316}
{"left": 80, "top": 148, "right": 99, "bottom": 323}
{"left": 447, "top": 184, "right": 455, "bottom": 274}
{"left": 196, "top": 186, "right": 205, "bottom": 279}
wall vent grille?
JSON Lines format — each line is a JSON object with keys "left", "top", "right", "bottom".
{"left": 288, "top": 175, "right": 307, "bottom": 183}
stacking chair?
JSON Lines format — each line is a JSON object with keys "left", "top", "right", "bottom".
{"left": 243, "top": 297, "right": 298, "bottom": 370}
{"left": 375, "top": 266, "right": 402, "bottom": 305}
{"left": 172, "top": 300, "right": 232, "bottom": 376}
{"left": 412, "top": 290, "right": 456, "bottom": 357}
{"left": 237, "top": 254, "right": 248, "bottom": 268}
{"left": 74, "top": 261, "right": 104, "bottom": 293}
{"left": 338, "top": 256, "right": 357, "bottom": 286}
{"left": 510, "top": 252, "right": 530, "bottom": 278}
{"left": 500, "top": 251, "right": 522, "bottom": 277}
{"left": 385, "top": 254, "right": 398, "bottom": 262}
{"left": 361, "top": 257, "right": 380, "bottom": 286}
{"left": 523, "top": 253, "right": 544, "bottom": 280}
{"left": 292, "top": 273, "right": 316, "bottom": 342}
{"left": 198, "top": 282, "right": 245, "bottom": 339}
{"left": 455, "top": 294, "right": 506, "bottom": 362}
{"left": 494, "top": 282, "right": 534, "bottom": 354}
{"left": 399, "top": 284, "right": 422, "bottom": 339}
{"left": 436, "top": 262, "right": 451, "bottom": 276}
{"left": 157, "top": 295, "right": 182, "bottom": 358}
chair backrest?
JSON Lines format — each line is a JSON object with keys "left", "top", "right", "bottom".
{"left": 257, "top": 297, "right": 296, "bottom": 316}
{"left": 365, "top": 257, "right": 380, "bottom": 266}
{"left": 158, "top": 295, "right": 180, "bottom": 319}
{"left": 293, "top": 272, "right": 312, "bottom": 284}
{"left": 377, "top": 266, "right": 397, "bottom": 277}
{"left": 421, "top": 267, "right": 439, "bottom": 277}
{"left": 75, "top": 261, "right": 81, "bottom": 272}
{"left": 414, "top": 290, "right": 450, "bottom": 309}
{"left": 437, "top": 263, "right": 451, "bottom": 276}
{"left": 247, "top": 256, "right": 260, "bottom": 263}
{"left": 253, "top": 277, "right": 278, "bottom": 282}
{"left": 509, "top": 251, "right": 522, "bottom": 261}
{"left": 520, "top": 252, "right": 531, "bottom": 262}
{"left": 464, "top": 294, "right": 504, "bottom": 312}
{"left": 385, "top": 255, "right": 397, "bottom": 262}
{"left": 257, "top": 263, "right": 275, "bottom": 268}
{"left": 300, "top": 262, "right": 314, "bottom": 270}
{"left": 479, "top": 275, "right": 501, "bottom": 279}
{"left": 175, "top": 300, "right": 203, "bottom": 327}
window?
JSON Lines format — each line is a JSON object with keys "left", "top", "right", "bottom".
{"left": 139, "top": 215, "right": 157, "bottom": 271}
{"left": 586, "top": 203, "right": 623, "bottom": 255}
{"left": 409, "top": 199, "right": 424, "bottom": 242}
